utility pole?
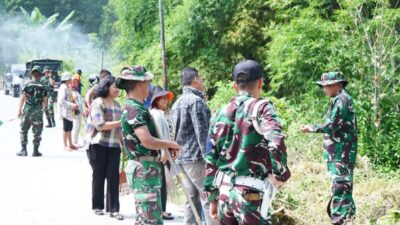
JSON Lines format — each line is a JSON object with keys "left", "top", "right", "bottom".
{"left": 158, "top": 2, "right": 200, "bottom": 224}
{"left": 100, "top": 50, "right": 104, "bottom": 70}
{"left": 158, "top": 0, "right": 168, "bottom": 90}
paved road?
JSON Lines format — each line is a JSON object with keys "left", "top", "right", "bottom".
{"left": 0, "top": 93, "right": 184, "bottom": 225}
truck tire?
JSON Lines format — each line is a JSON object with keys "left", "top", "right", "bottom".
{"left": 12, "top": 90, "right": 19, "bottom": 97}
{"left": 12, "top": 85, "right": 20, "bottom": 97}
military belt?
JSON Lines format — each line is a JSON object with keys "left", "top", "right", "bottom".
{"left": 213, "top": 171, "right": 266, "bottom": 191}
{"left": 137, "top": 155, "right": 161, "bottom": 162}
{"left": 213, "top": 170, "right": 277, "bottom": 220}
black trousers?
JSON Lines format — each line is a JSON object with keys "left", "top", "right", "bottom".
{"left": 89, "top": 144, "right": 121, "bottom": 213}
{"left": 161, "top": 161, "right": 170, "bottom": 212}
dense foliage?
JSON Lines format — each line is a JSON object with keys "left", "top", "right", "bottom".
{"left": 102, "top": 0, "right": 400, "bottom": 170}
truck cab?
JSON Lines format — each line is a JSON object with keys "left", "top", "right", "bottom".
{"left": 24, "top": 59, "right": 63, "bottom": 98}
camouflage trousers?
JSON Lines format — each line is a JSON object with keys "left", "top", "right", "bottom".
{"left": 126, "top": 160, "right": 163, "bottom": 225}
{"left": 217, "top": 182, "right": 271, "bottom": 225}
{"left": 20, "top": 109, "right": 43, "bottom": 146}
{"left": 327, "top": 162, "right": 356, "bottom": 225}
{"left": 44, "top": 97, "right": 55, "bottom": 119}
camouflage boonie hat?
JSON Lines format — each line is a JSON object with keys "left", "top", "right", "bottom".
{"left": 118, "top": 65, "right": 154, "bottom": 81}
{"left": 31, "top": 66, "right": 42, "bottom": 74}
{"left": 316, "top": 72, "right": 348, "bottom": 87}
{"left": 43, "top": 66, "right": 52, "bottom": 72}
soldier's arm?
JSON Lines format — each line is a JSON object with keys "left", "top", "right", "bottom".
{"left": 310, "top": 98, "right": 344, "bottom": 134}
{"left": 259, "top": 102, "right": 291, "bottom": 182}
{"left": 49, "top": 77, "right": 55, "bottom": 86}
{"left": 204, "top": 112, "right": 223, "bottom": 202}
{"left": 42, "top": 96, "right": 48, "bottom": 110}
{"left": 17, "top": 93, "right": 27, "bottom": 117}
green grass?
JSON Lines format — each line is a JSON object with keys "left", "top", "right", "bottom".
{"left": 164, "top": 117, "right": 400, "bottom": 224}
{"left": 273, "top": 120, "right": 400, "bottom": 225}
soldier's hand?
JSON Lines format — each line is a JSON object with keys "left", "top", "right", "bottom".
{"left": 17, "top": 110, "right": 22, "bottom": 118}
{"left": 168, "top": 148, "right": 179, "bottom": 160}
{"left": 210, "top": 200, "right": 219, "bottom": 222}
{"left": 268, "top": 174, "right": 285, "bottom": 189}
{"left": 161, "top": 152, "right": 168, "bottom": 164}
{"left": 300, "top": 125, "right": 311, "bottom": 133}
{"left": 168, "top": 141, "right": 180, "bottom": 151}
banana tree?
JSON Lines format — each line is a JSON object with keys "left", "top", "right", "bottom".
{"left": 20, "top": 7, "right": 75, "bottom": 32}
{"left": 16, "top": 7, "right": 76, "bottom": 59}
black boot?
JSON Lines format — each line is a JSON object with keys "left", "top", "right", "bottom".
{"left": 46, "top": 118, "right": 52, "bottom": 128}
{"left": 16, "top": 145, "right": 28, "bottom": 156}
{"left": 32, "top": 145, "right": 42, "bottom": 157}
{"left": 51, "top": 117, "right": 56, "bottom": 127}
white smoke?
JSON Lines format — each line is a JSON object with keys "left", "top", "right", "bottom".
{"left": 0, "top": 9, "right": 115, "bottom": 74}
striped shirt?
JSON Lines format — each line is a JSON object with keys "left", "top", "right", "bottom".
{"left": 85, "top": 97, "right": 122, "bottom": 148}
{"left": 57, "top": 83, "right": 75, "bottom": 121}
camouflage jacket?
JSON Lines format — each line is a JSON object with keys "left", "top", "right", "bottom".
{"left": 121, "top": 98, "right": 159, "bottom": 160}
{"left": 40, "top": 76, "right": 56, "bottom": 98}
{"left": 204, "top": 93, "right": 291, "bottom": 201}
{"left": 310, "top": 89, "right": 357, "bottom": 164}
{"left": 23, "top": 80, "right": 47, "bottom": 112}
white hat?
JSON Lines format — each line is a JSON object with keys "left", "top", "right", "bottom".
{"left": 61, "top": 72, "right": 72, "bottom": 82}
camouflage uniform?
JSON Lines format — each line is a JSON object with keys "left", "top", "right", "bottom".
{"left": 20, "top": 78, "right": 47, "bottom": 149}
{"left": 204, "top": 93, "right": 291, "bottom": 225}
{"left": 122, "top": 98, "right": 162, "bottom": 225}
{"left": 118, "top": 66, "right": 161, "bottom": 225}
{"left": 40, "top": 73, "right": 56, "bottom": 126}
{"left": 311, "top": 72, "right": 358, "bottom": 225}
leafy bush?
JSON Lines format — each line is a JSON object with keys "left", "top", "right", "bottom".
{"left": 104, "top": 0, "right": 400, "bottom": 170}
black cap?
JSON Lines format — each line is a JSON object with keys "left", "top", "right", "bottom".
{"left": 233, "top": 60, "right": 263, "bottom": 83}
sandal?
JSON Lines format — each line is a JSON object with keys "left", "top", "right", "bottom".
{"left": 94, "top": 209, "right": 104, "bottom": 215}
{"left": 162, "top": 212, "right": 174, "bottom": 220}
{"left": 110, "top": 212, "right": 124, "bottom": 220}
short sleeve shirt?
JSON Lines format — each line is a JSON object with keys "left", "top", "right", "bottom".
{"left": 121, "top": 98, "right": 159, "bottom": 159}
{"left": 85, "top": 98, "right": 122, "bottom": 148}
{"left": 23, "top": 80, "right": 47, "bottom": 111}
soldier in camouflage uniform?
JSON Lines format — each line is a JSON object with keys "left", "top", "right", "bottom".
{"left": 300, "top": 72, "right": 357, "bottom": 225}
{"left": 17, "top": 66, "right": 48, "bottom": 157}
{"left": 116, "top": 66, "right": 180, "bottom": 225}
{"left": 41, "top": 66, "right": 56, "bottom": 127}
{"left": 204, "top": 60, "right": 291, "bottom": 225}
